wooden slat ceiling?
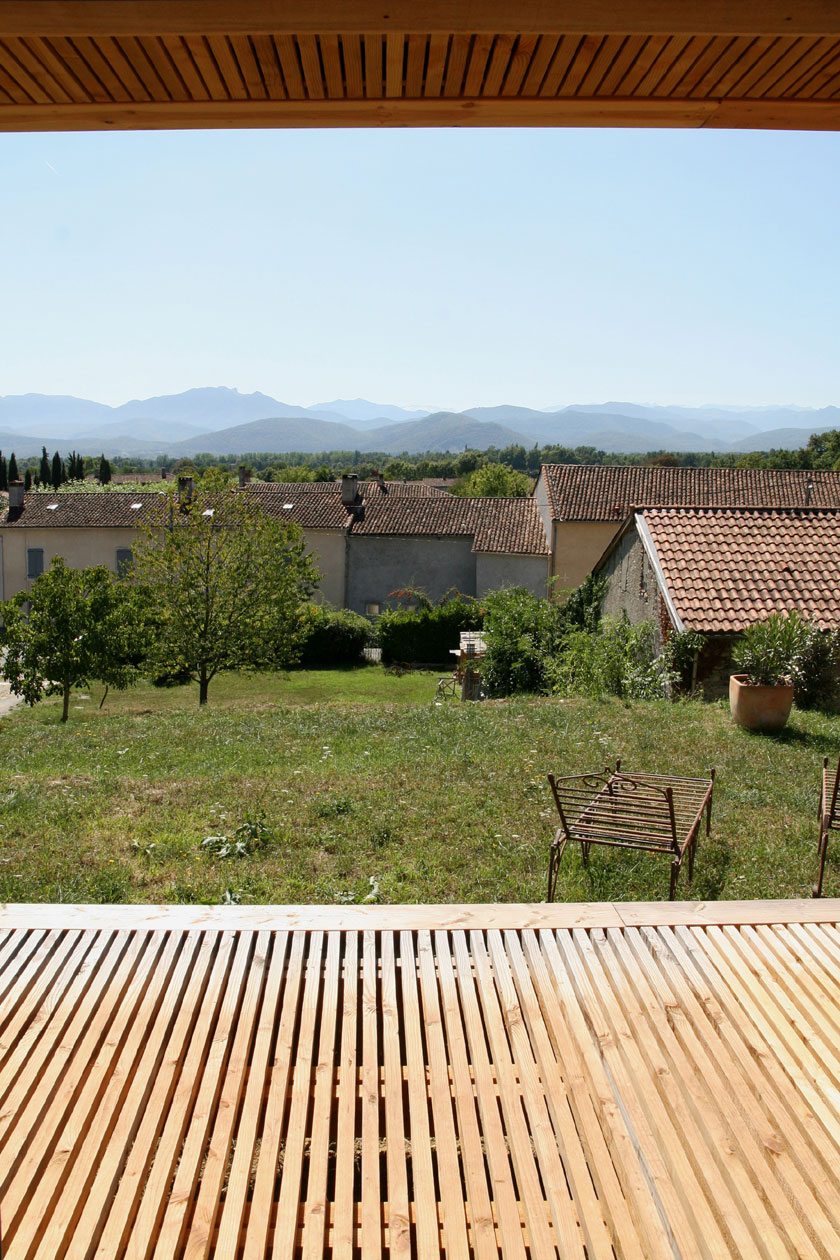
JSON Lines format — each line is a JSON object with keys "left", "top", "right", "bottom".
{"left": 1, "top": 2, "right": 840, "bottom": 132}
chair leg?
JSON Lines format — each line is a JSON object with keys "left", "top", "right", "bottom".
{"left": 688, "top": 835, "right": 696, "bottom": 882}
{"left": 814, "top": 826, "right": 830, "bottom": 898}
{"left": 669, "top": 857, "right": 680, "bottom": 901}
{"left": 547, "top": 835, "right": 567, "bottom": 902}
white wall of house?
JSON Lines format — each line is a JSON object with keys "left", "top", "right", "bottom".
{"left": 299, "top": 528, "right": 346, "bottom": 607}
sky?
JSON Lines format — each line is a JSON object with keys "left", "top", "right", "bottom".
{"left": 1, "top": 125, "right": 839, "bottom": 413}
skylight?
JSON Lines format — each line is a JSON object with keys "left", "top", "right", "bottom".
{"left": 283, "top": 503, "right": 294, "bottom": 510}
{"left": 131, "top": 502, "right": 143, "bottom": 510}
{"left": 46, "top": 503, "right": 58, "bottom": 511}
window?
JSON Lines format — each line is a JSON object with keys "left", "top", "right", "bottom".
{"left": 26, "top": 548, "right": 44, "bottom": 579}
{"left": 116, "top": 547, "right": 133, "bottom": 575}
{"left": 365, "top": 602, "right": 381, "bottom": 616}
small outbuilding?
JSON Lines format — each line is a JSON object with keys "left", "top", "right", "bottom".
{"left": 594, "top": 506, "right": 840, "bottom": 697}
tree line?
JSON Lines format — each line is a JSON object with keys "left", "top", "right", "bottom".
{"left": 0, "top": 447, "right": 112, "bottom": 491}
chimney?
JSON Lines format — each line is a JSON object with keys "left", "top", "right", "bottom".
{"left": 160, "top": 467, "right": 168, "bottom": 480}
{"left": 806, "top": 476, "right": 814, "bottom": 506}
{"left": 370, "top": 469, "right": 386, "bottom": 493}
{"left": 7, "top": 480, "right": 24, "bottom": 521}
{"left": 178, "top": 476, "right": 194, "bottom": 506}
{"left": 238, "top": 466, "right": 252, "bottom": 488}
{"left": 340, "top": 474, "right": 359, "bottom": 507}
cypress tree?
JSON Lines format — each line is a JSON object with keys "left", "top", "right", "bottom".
{"left": 9, "top": 452, "right": 18, "bottom": 482}
{"left": 24, "top": 468, "right": 32, "bottom": 491}
{"left": 51, "top": 451, "right": 65, "bottom": 489}
{"left": 0, "top": 452, "right": 7, "bottom": 492}
{"left": 39, "top": 446, "right": 50, "bottom": 485}
{"left": 98, "top": 454, "right": 112, "bottom": 484}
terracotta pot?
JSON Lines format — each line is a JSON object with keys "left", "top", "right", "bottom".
{"left": 729, "top": 674, "right": 794, "bottom": 732}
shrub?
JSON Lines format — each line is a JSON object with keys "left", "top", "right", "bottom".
{"left": 549, "top": 616, "right": 671, "bottom": 700}
{"left": 377, "top": 594, "right": 482, "bottom": 665}
{"left": 732, "top": 611, "right": 807, "bottom": 686}
{"left": 299, "top": 605, "right": 372, "bottom": 668}
{"left": 789, "top": 620, "right": 840, "bottom": 710}
{"left": 480, "top": 587, "right": 569, "bottom": 696}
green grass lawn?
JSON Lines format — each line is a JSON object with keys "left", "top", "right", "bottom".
{"left": 1, "top": 667, "right": 837, "bottom": 905}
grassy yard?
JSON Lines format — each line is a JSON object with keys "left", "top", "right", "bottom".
{"left": 1, "top": 666, "right": 837, "bottom": 905}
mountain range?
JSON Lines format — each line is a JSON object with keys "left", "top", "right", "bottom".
{"left": 0, "top": 388, "right": 837, "bottom": 460}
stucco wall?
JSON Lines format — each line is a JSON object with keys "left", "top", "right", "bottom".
{"left": 300, "top": 528, "right": 346, "bottom": 607}
{"left": 532, "top": 473, "right": 553, "bottom": 561}
{"left": 345, "top": 535, "right": 475, "bottom": 613}
{"left": 552, "top": 521, "right": 618, "bottom": 595}
{"left": 0, "top": 527, "right": 141, "bottom": 599}
{"left": 475, "top": 553, "right": 548, "bottom": 598}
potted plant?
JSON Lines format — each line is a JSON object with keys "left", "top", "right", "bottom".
{"left": 729, "top": 612, "right": 805, "bottom": 732}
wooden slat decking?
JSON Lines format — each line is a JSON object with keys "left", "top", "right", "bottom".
{"left": 2, "top": 900, "right": 840, "bottom": 1258}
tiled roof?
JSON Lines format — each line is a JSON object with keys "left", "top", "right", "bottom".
{"left": 0, "top": 487, "right": 548, "bottom": 555}
{"left": 541, "top": 464, "right": 840, "bottom": 522}
{"left": 349, "top": 496, "right": 549, "bottom": 555}
{"left": 0, "top": 492, "right": 168, "bottom": 528}
{"left": 640, "top": 507, "right": 840, "bottom": 633}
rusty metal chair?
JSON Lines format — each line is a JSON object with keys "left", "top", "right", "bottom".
{"left": 547, "top": 759, "right": 715, "bottom": 901}
{"left": 814, "top": 756, "right": 840, "bottom": 897}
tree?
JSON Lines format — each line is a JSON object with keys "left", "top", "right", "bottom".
{"left": 23, "top": 468, "right": 32, "bottom": 491}
{"left": 0, "top": 559, "right": 149, "bottom": 722}
{"left": 39, "top": 446, "right": 50, "bottom": 485}
{"left": 454, "top": 462, "right": 532, "bottom": 497}
{"left": 98, "top": 454, "right": 112, "bottom": 484}
{"left": 8, "top": 452, "right": 18, "bottom": 482}
{"left": 131, "top": 478, "right": 320, "bottom": 704}
{"left": 51, "top": 451, "right": 66, "bottom": 489}
{"left": 0, "top": 452, "right": 7, "bottom": 492}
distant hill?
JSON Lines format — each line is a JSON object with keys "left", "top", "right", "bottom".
{"left": 1, "top": 388, "right": 839, "bottom": 459}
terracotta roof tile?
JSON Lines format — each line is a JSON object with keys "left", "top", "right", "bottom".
{"left": 0, "top": 492, "right": 168, "bottom": 528}
{"left": 640, "top": 507, "right": 840, "bottom": 633}
{"left": 541, "top": 464, "right": 840, "bottom": 522}
{"left": 349, "top": 496, "right": 549, "bottom": 555}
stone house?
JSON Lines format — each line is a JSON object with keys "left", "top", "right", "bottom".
{"left": 593, "top": 506, "right": 840, "bottom": 697}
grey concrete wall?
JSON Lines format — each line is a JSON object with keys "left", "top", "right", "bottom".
{"left": 345, "top": 535, "right": 476, "bottom": 613}
{"left": 476, "top": 553, "right": 548, "bottom": 598}
{"left": 599, "top": 528, "right": 662, "bottom": 625}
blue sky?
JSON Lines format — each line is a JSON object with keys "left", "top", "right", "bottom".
{"left": 1, "top": 125, "right": 838, "bottom": 412}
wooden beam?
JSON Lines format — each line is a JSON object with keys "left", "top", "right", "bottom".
{"left": 2, "top": 898, "right": 839, "bottom": 931}
{"left": 2, "top": 2, "right": 840, "bottom": 39}
{"left": 1, "top": 95, "right": 839, "bottom": 132}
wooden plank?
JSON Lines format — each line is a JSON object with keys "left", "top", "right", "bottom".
{"left": 250, "top": 33, "right": 285, "bottom": 98}
{"left": 360, "top": 929, "right": 383, "bottom": 1259}
{"left": 271, "top": 930, "right": 325, "bottom": 1260}
{"left": 604, "top": 926, "right": 827, "bottom": 1260}
{"left": 423, "top": 31, "right": 448, "bottom": 95}
{"left": 3, "top": 899, "right": 840, "bottom": 933}
{"left": 116, "top": 930, "right": 237, "bottom": 1260}
{"left": 0, "top": 39, "right": 62, "bottom": 100}
{"left": 149, "top": 931, "right": 253, "bottom": 1260}
{"left": 182, "top": 33, "right": 229, "bottom": 98}
{"left": 432, "top": 929, "right": 501, "bottom": 1259}
{"left": 363, "top": 31, "right": 382, "bottom": 97}
{"left": 454, "top": 929, "right": 558, "bottom": 1257}
{"left": 398, "top": 930, "right": 439, "bottom": 1260}
{"left": 333, "top": 930, "right": 359, "bottom": 1259}
{"left": 300, "top": 932, "right": 341, "bottom": 1257}
{"left": 499, "top": 33, "right": 538, "bottom": 96}
{"left": 385, "top": 30, "right": 403, "bottom": 97}
{"left": 60, "top": 930, "right": 208, "bottom": 1257}
{"left": 462, "top": 34, "right": 493, "bottom": 97}
{"left": 297, "top": 32, "right": 325, "bottom": 99}
{"left": 26, "top": 931, "right": 183, "bottom": 1260}
{"left": 319, "top": 32, "right": 345, "bottom": 98}
{"left": 442, "top": 31, "right": 470, "bottom": 96}
{"left": 405, "top": 32, "right": 427, "bottom": 96}
{"left": 240, "top": 931, "right": 307, "bottom": 1260}
{"left": 157, "top": 34, "right": 210, "bottom": 99}
{"left": 206, "top": 33, "right": 248, "bottom": 98}
{"left": 416, "top": 930, "right": 472, "bottom": 1260}
{"left": 131, "top": 34, "right": 191, "bottom": 99}
{"left": 341, "top": 31, "right": 364, "bottom": 98}
{"left": 3, "top": 1, "right": 840, "bottom": 40}
{"left": 381, "top": 930, "right": 411, "bottom": 1258}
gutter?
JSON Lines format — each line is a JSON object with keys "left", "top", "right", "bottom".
{"left": 634, "top": 513, "right": 686, "bottom": 634}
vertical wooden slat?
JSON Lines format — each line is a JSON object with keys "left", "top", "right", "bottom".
{"left": 399, "top": 931, "right": 438, "bottom": 1260}
{"left": 463, "top": 35, "right": 494, "bottom": 97}
{"left": 405, "top": 33, "right": 427, "bottom": 97}
{"left": 250, "top": 33, "right": 285, "bottom": 99}
{"left": 416, "top": 931, "right": 472, "bottom": 1260}
{"left": 182, "top": 930, "right": 272, "bottom": 1259}
{"left": 363, "top": 33, "right": 383, "bottom": 98}
{"left": 28, "top": 930, "right": 184, "bottom": 1260}
{"left": 500, "top": 34, "right": 539, "bottom": 96}
{"left": 228, "top": 33, "right": 268, "bottom": 99}
{"left": 333, "top": 930, "right": 359, "bottom": 1259}
{"left": 240, "top": 930, "right": 307, "bottom": 1260}
{"left": 182, "top": 34, "right": 230, "bottom": 99}
{"left": 442, "top": 34, "right": 471, "bottom": 98}
{"left": 302, "top": 931, "right": 341, "bottom": 1260}
{"left": 319, "top": 33, "right": 345, "bottom": 99}
{"left": 381, "top": 930, "right": 411, "bottom": 1258}
{"left": 274, "top": 33, "right": 305, "bottom": 99}
{"left": 150, "top": 931, "right": 254, "bottom": 1260}
{"left": 297, "top": 33, "right": 325, "bottom": 100}
{"left": 361, "top": 929, "right": 383, "bottom": 1259}
{"left": 341, "top": 33, "right": 364, "bottom": 99}
{"left": 385, "top": 31, "right": 404, "bottom": 98}
{"left": 271, "top": 930, "right": 325, "bottom": 1260}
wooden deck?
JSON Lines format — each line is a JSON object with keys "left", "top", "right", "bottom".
{"left": 2, "top": 900, "right": 840, "bottom": 1259}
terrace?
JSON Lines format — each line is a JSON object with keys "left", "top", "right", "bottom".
{"left": 3, "top": 3, "right": 840, "bottom": 1256}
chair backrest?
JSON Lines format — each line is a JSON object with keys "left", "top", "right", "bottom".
{"left": 826, "top": 755, "right": 840, "bottom": 821}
